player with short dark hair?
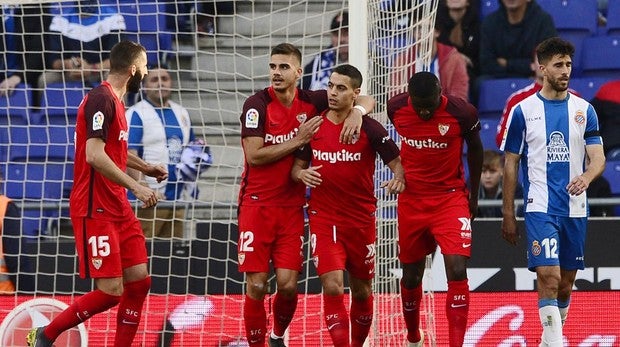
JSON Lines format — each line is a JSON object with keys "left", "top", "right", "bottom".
{"left": 27, "top": 40, "right": 168, "bottom": 347}
{"left": 291, "top": 64, "right": 404, "bottom": 347}
{"left": 501, "top": 37, "right": 605, "bottom": 347}
{"left": 388, "top": 71, "right": 483, "bottom": 347}
{"left": 238, "top": 43, "right": 375, "bottom": 347}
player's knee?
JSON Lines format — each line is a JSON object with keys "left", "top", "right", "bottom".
{"left": 275, "top": 281, "right": 298, "bottom": 297}
{"left": 126, "top": 276, "right": 151, "bottom": 298}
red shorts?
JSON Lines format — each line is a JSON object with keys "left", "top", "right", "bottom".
{"left": 237, "top": 205, "right": 305, "bottom": 273}
{"left": 397, "top": 192, "right": 472, "bottom": 263}
{"left": 309, "top": 221, "right": 376, "bottom": 280}
{"left": 72, "top": 216, "right": 147, "bottom": 279}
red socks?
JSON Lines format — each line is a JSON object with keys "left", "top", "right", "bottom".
{"left": 114, "top": 276, "right": 151, "bottom": 347}
{"left": 323, "top": 294, "right": 349, "bottom": 347}
{"left": 44, "top": 289, "right": 121, "bottom": 341}
{"left": 244, "top": 295, "right": 267, "bottom": 346}
{"left": 400, "top": 282, "right": 423, "bottom": 343}
{"left": 272, "top": 293, "right": 298, "bottom": 337}
{"left": 350, "top": 295, "right": 373, "bottom": 347}
{"left": 446, "top": 279, "right": 469, "bottom": 347}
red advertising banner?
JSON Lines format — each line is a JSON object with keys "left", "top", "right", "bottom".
{"left": 1, "top": 291, "right": 618, "bottom": 346}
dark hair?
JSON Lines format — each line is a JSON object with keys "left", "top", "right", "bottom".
{"left": 482, "top": 150, "right": 503, "bottom": 170}
{"left": 330, "top": 11, "right": 348, "bottom": 31}
{"left": 536, "top": 37, "right": 575, "bottom": 65}
{"left": 332, "top": 64, "right": 363, "bottom": 89}
{"left": 271, "top": 43, "right": 302, "bottom": 66}
{"left": 408, "top": 71, "right": 441, "bottom": 99}
{"left": 109, "top": 40, "right": 146, "bottom": 74}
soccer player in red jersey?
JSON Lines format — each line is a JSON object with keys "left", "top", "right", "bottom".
{"left": 291, "top": 64, "right": 405, "bottom": 347}
{"left": 387, "top": 71, "right": 483, "bottom": 347}
{"left": 238, "top": 43, "right": 375, "bottom": 347}
{"left": 27, "top": 41, "right": 168, "bottom": 347}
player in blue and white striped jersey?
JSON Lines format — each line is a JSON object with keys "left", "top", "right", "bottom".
{"left": 500, "top": 37, "right": 606, "bottom": 347}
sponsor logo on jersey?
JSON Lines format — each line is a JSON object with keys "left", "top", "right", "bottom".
{"left": 547, "top": 131, "right": 570, "bottom": 162}
{"left": 92, "top": 111, "right": 104, "bottom": 130}
{"left": 312, "top": 149, "right": 362, "bottom": 163}
{"left": 400, "top": 136, "right": 448, "bottom": 149}
{"left": 438, "top": 123, "right": 450, "bottom": 136}
{"left": 265, "top": 129, "right": 298, "bottom": 144}
{"left": 118, "top": 129, "right": 129, "bottom": 142}
{"left": 245, "top": 108, "right": 259, "bottom": 129}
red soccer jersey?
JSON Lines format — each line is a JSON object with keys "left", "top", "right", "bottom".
{"left": 297, "top": 114, "right": 400, "bottom": 227}
{"left": 70, "top": 82, "right": 133, "bottom": 220}
{"left": 238, "top": 87, "right": 328, "bottom": 207}
{"left": 387, "top": 94, "right": 480, "bottom": 197}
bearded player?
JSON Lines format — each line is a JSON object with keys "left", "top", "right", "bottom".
{"left": 27, "top": 41, "right": 168, "bottom": 347}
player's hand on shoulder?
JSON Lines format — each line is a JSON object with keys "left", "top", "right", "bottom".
{"left": 144, "top": 163, "right": 168, "bottom": 183}
{"left": 296, "top": 116, "right": 323, "bottom": 145}
{"left": 341, "top": 109, "right": 363, "bottom": 144}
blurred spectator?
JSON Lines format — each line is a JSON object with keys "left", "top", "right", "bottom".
{"left": 436, "top": 0, "right": 481, "bottom": 84}
{"left": 587, "top": 176, "right": 615, "bottom": 217}
{"left": 391, "top": 17, "right": 469, "bottom": 100}
{"left": 477, "top": 149, "right": 523, "bottom": 217}
{"left": 166, "top": 1, "right": 235, "bottom": 42}
{"left": 479, "top": 0, "right": 556, "bottom": 79}
{"left": 302, "top": 11, "right": 348, "bottom": 90}
{"left": 0, "top": 178, "right": 35, "bottom": 293}
{"left": 126, "top": 65, "right": 212, "bottom": 238}
{"left": 38, "top": 0, "right": 125, "bottom": 89}
{"left": 589, "top": 80, "right": 620, "bottom": 156}
{"left": 0, "top": 4, "right": 49, "bottom": 98}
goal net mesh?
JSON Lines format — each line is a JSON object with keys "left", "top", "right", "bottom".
{"left": 0, "top": 0, "right": 438, "bottom": 346}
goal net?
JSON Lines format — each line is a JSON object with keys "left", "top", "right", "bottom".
{"left": 0, "top": 0, "right": 437, "bottom": 346}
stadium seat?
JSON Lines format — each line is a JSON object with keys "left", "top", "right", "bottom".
{"left": 7, "top": 126, "right": 74, "bottom": 162}
{"left": 605, "top": 0, "right": 620, "bottom": 35}
{"left": 38, "top": 82, "right": 87, "bottom": 125}
{"left": 569, "top": 76, "right": 612, "bottom": 102}
{"left": 477, "top": 78, "right": 532, "bottom": 119}
{"left": 604, "top": 160, "right": 620, "bottom": 194}
{"left": 480, "top": 0, "right": 499, "bottom": 18}
{"left": 479, "top": 118, "right": 500, "bottom": 150}
{"left": 0, "top": 83, "right": 32, "bottom": 124}
{"left": 580, "top": 36, "right": 620, "bottom": 78}
{"left": 119, "top": 1, "right": 171, "bottom": 64}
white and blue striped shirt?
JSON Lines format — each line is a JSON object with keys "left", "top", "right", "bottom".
{"left": 501, "top": 92, "right": 603, "bottom": 217}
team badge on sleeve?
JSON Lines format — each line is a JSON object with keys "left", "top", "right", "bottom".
{"left": 245, "top": 108, "right": 259, "bottom": 128}
{"left": 92, "top": 111, "right": 104, "bottom": 130}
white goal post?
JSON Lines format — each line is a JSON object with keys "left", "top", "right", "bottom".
{"left": 0, "top": 1, "right": 438, "bottom": 346}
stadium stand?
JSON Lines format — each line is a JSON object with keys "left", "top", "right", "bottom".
{"left": 605, "top": 0, "right": 620, "bottom": 35}
{"left": 477, "top": 77, "right": 531, "bottom": 119}
{"left": 580, "top": 35, "right": 620, "bottom": 78}
{"left": 570, "top": 76, "right": 612, "bottom": 102}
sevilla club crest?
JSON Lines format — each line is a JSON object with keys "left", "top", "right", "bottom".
{"left": 438, "top": 123, "right": 450, "bottom": 136}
